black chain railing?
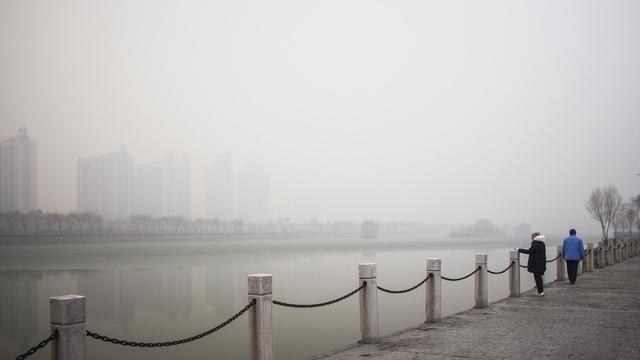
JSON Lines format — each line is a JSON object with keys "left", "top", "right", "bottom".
{"left": 585, "top": 249, "right": 591, "bottom": 256}
{"left": 519, "top": 263, "right": 528, "bottom": 268}
{"left": 546, "top": 253, "right": 561, "bottom": 263}
{"left": 86, "top": 299, "right": 255, "bottom": 348}
{"left": 488, "top": 261, "right": 515, "bottom": 275}
{"left": 377, "top": 273, "right": 433, "bottom": 294}
{"left": 272, "top": 282, "right": 366, "bottom": 308}
{"left": 441, "top": 266, "right": 481, "bottom": 281}
{"left": 14, "top": 330, "right": 58, "bottom": 360}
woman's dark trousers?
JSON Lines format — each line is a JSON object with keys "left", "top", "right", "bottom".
{"left": 566, "top": 260, "right": 579, "bottom": 284}
{"left": 533, "top": 273, "right": 544, "bottom": 294}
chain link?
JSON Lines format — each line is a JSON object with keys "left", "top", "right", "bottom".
{"left": 15, "top": 330, "right": 58, "bottom": 360}
{"left": 441, "top": 266, "right": 481, "bottom": 281}
{"left": 377, "top": 273, "right": 433, "bottom": 294}
{"left": 488, "top": 261, "right": 515, "bottom": 275}
{"left": 273, "top": 282, "right": 366, "bottom": 308}
{"left": 86, "top": 299, "right": 255, "bottom": 347}
{"left": 546, "top": 253, "right": 561, "bottom": 263}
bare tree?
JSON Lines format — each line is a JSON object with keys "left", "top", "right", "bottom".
{"left": 612, "top": 207, "right": 626, "bottom": 238}
{"left": 51, "top": 212, "right": 65, "bottom": 233}
{"left": 87, "top": 213, "right": 103, "bottom": 233}
{"left": 625, "top": 205, "right": 636, "bottom": 236}
{"left": 586, "top": 185, "right": 623, "bottom": 240}
{"left": 632, "top": 195, "right": 640, "bottom": 234}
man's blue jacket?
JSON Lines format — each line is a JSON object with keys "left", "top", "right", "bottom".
{"left": 563, "top": 235, "right": 585, "bottom": 261}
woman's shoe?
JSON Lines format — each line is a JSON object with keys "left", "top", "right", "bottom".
{"left": 537, "top": 292, "right": 544, "bottom": 296}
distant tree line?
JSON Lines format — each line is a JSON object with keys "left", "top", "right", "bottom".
{"left": 586, "top": 185, "right": 640, "bottom": 240}
{"left": 0, "top": 211, "right": 365, "bottom": 235}
{"left": 449, "top": 219, "right": 505, "bottom": 237}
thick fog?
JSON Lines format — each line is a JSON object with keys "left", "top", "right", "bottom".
{"left": 1, "top": 0, "right": 639, "bottom": 235}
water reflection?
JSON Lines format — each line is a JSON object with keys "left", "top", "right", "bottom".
{"left": 0, "top": 272, "right": 41, "bottom": 352}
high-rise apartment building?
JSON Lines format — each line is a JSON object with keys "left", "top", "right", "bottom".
{"left": 0, "top": 127, "right": 37, "bottom": 213}
{"left": 236, "top": 162, "right": 270, "bottom": 223}
{"left": 132, "top": 155, "right": 191, "bottom": 218}
{"left": 131, "top": 161, "right": 165, "bottom": 218}
{"left": 204, "top": 153, "right": 234, "bottom": 220}
{"left": 77, "top": 148, "right": 132, "bottom": 220}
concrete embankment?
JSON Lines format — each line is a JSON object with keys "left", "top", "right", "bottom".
{"left": 316, "top": 257, "right": 640, "bottom": 360}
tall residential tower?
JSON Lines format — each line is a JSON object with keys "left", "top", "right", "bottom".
{"left": 204, "top": 153, "right": 234, "bottom": 220}
{"left": 132, "top": 155, "right": 191, "bottom": 218}
{"left": 0, "top": 127, "right": 37, "bottom": 212}
{"left": 77, "top": 148, "right": 132, "bottom": 220}
{"left": 236, "top": 162, "right": 270, "bottom": 223}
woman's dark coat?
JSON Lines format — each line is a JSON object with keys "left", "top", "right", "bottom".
{"left": 518, "top": 240, "right": 546, "bottom": 274}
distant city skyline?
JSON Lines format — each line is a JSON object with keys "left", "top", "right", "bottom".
{"left": 2, "top": 0, "right": 640, "bottom": 235}
{"left": 75, "top": 146, "right": 272, "bottom": 221}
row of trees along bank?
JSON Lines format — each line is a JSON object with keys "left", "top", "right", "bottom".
{"left": 0, "top": 211, "right": 368, "bottom": 235}
{"left": 586, "top": 185, "right": 640, "bottom": 239}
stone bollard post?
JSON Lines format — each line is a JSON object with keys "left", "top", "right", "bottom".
{"left": 248, "top": 274, "right": 273, "bottom": 360}
{"left": 359, "top": 263, "right": 379, "bottom": 343}
{"left": 618, "top": 240, "right": 623, "bottom": 262}
{"left": 509, "top": 250, "right": 520, "bottom": 298}
{"left": 623, "top": 240, "right": 628, "bottom": 260}
{"left": 627, "top": 240, "right": 631, "bottom": 259}
{"left": 556, "top": 245, "right": 566, "bottom": 281}
{"left": 556, "top": 246, "right": 565, "bottom": 281}
{"left": 613, "top": 239, "right": 621, "bottom": 263}
{"left": 50, "top": 295, "right": 86, "bottom": 360}
{"left": 636, "top": 239, "right": 639, "bottom": 257}
{"left": 626, "top": 241, "right": 631, "bottom": 259}
{"left": 425, "top": 258, "right": 441, "bottom": 323}
{"left": 606, "top": 240, "right": 614, "bottom": 266}
{"left": 474, "top": 254, "right": 488, "bottom": 308}
{"left": 586, "top": 243, "right": 594, "bottom": 272}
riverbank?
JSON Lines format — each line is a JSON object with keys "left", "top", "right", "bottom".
{"left": 316, "top": 257, "right": 640, "bottom": 359}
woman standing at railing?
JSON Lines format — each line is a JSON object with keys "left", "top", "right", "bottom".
{"left": 518, "top": 232, "right": 547, "bottom": 296}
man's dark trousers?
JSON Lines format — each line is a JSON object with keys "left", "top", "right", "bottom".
{"left": 566, "top": 260, "right": 579, "bottom": 284}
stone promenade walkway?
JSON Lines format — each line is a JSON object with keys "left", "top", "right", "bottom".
{"left": 316, "top": 257, "right": 640, "bottom": 360}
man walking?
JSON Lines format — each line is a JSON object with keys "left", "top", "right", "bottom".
{"left": 563, "top": 229, "right": 585, "bottom": 284}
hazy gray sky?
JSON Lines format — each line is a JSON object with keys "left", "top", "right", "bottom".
{"left": 1, "top": 0, "right": 639, "bottom": 234}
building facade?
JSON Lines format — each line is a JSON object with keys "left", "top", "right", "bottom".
{"left": 77, "top": 149, "right": 132, "bottom": 220}
{"left": 0, "top": 127, "right": 37, "bottom": 213}
{"left": 236, "top": 162, "right": 270, "bottom": 223}
{"left": 132, "top": 155, "right": 191, "bottom": 218}
{"left": 204, "top": 153, "right": 234, "bottom": 220}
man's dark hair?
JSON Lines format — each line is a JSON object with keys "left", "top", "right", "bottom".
{"left": 570, "top": 229, "right": 576, "bottom": 236}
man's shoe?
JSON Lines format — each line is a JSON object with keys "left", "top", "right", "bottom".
{"left": 537, "top": 292, "right": 544, "bottom": 296}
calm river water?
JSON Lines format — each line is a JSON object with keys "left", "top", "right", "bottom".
{"left": 1, "top": 232, "right": 585, "bottom": 360}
